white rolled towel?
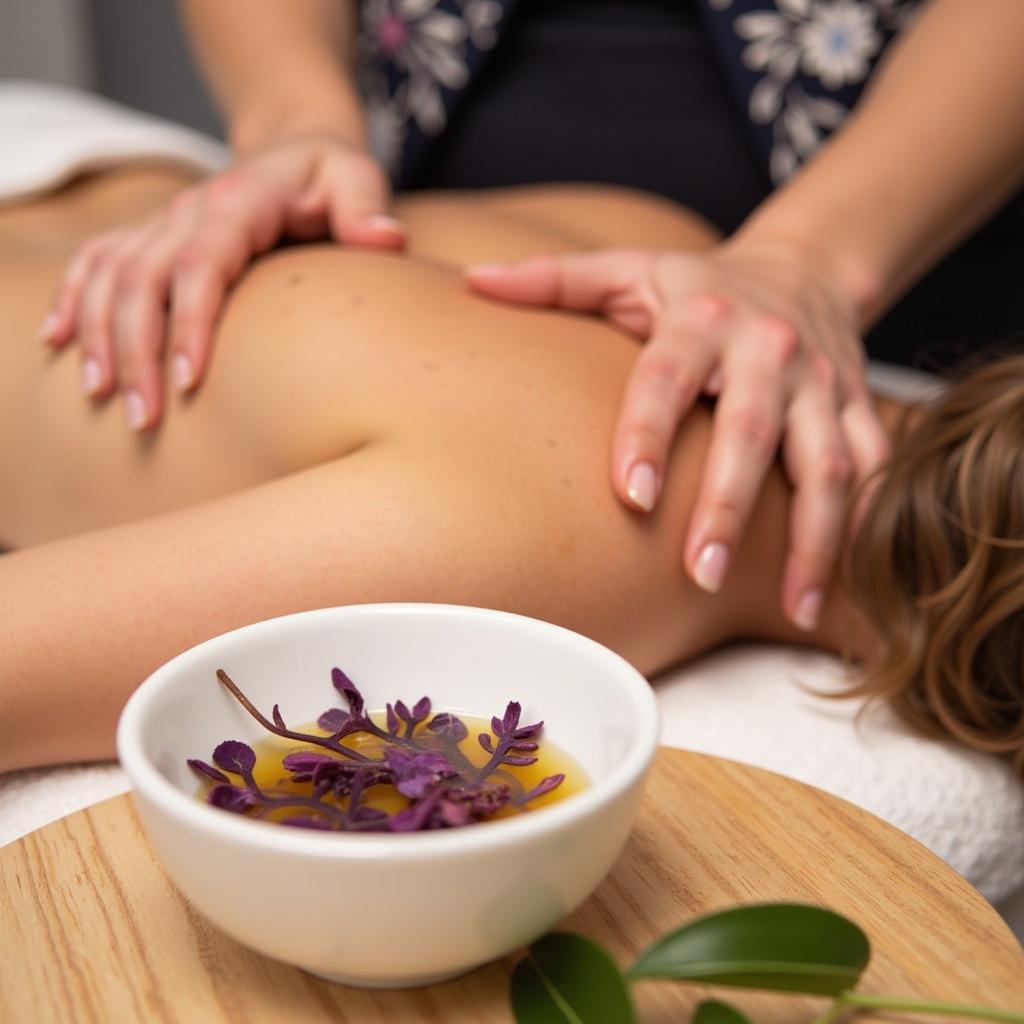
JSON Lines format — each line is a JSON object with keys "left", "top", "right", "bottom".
{"left": 0, "top": 79, "right": 227, "bottom": 205}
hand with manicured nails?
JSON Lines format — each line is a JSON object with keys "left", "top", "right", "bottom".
{"left": 38, "top": 135, "right": 405, "bottom": 432}
{"left": 466, "top": 239, "right": 891, "bottom": 633}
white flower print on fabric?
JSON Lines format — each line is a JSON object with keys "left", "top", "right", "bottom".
{"left": 734, "top": 0, "right": 913, "bottom": 183}
{"left": 796, "top": 0, "right": 880, "bottom": 88}
{"left": 463, "top": 0, "right": 503, "bottom": 49}
{"left": 359, "top": 0, "right": 503, "bottom": 175}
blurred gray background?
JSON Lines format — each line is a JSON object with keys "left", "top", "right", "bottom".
{"left": 0, "top": 0, "right": 222, "bottom": 136}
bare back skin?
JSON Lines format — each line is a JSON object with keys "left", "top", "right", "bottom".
{"left": 0, "top": 170, "right": 876, "bottom": 772}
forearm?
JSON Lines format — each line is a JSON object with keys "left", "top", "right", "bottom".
{"left": 179, "top": 0, "right": 367, "bottom": 154}
{"left": 738, "top": 0, "right": 1024, "bottom": 324}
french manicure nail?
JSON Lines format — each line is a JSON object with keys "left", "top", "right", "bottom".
{"left": 694, "top": 542, "right": 729, "bottom": 593}
{"left": 367, "top": 214, "right": 404, "bottom": 232}
{"left": 37, "top": 312, "right": 60, "bottom": 343}
{"left": 465, "top": 262, "right": 506, "bottom": 276}
{"left": 81, "top": 357, "right": 103, "bottom": 396}
{"left": 124, "top": 390, "right": 147, "bottom": 432}
{"left": 794, "top": 587, "right": 824, "bottom": 632}
{"left": 626, "top": 461, "right": 657, "bottom": 512}
{"left": 171, "top": 352, "right": 194, "bottom": 393}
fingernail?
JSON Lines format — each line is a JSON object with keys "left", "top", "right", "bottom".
{"left": 124, "top": 390, "right": 147, "bottom": 432}
{"left": 171, "top": 352, "right": 194, "bottom": 393}
{"left": 465, "top": 262, "right": 506, "bottom": 276}
{"left": 37, "top": 312, "right": 60, "bottom": 344}
{"left": 367, "top": 214, "right": 404, "bottom": 233}
{"left": 81, "top": 357, "right": 103, "bottom": 397}
{"left": 694, "top": 542, "right": 729, "bottom": 593}
{"left": 626, "top": 461, "right": 657, "bottom": 512}
{"left": 794, "top": 588, "right": 824, "bottom": 632}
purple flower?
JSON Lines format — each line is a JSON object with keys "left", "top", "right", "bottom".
{"left": 187, "top": 758, "right": 230, "bottom": 784}
{"left": 385, "top": 747, "right": 458, "bottom": 799}
{"left": 317, "top": 708, "right": 351, "bottom": 733}
{"left": 520, "top": 774, "right": 565, "bottom": 805}
{"left": 281, "top": 750, "right": 341, "bottom": 781}
{"left": 207, "top": 784, "right": 258, "bottom": 813}
{"left": 427, "top": 712, "right": 469, "bottom": 742}
{"left": 212, "top": 740, "right": 256, "bottom": 777}
{"left": 331, "top": 667, "right": 365, "bottom": 716}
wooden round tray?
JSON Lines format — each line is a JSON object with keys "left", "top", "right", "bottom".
{"left": 2, "top": 748, "right": 1021, "bottom": 1022}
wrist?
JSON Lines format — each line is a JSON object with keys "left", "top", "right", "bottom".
{"left": 230, "top": 90, "right": 369, "bottom": 158}
{"left": 731, "top": 212, "right": 885, "bottom": 330}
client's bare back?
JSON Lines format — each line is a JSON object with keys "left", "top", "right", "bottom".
{"left": 0, "top": 170, "right": 833, "bottom": 771}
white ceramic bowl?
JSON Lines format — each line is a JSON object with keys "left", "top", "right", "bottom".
{"left": 117, "top": 603, "right": 659, "bottom": 988}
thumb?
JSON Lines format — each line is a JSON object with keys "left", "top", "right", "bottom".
{"left": 465, "top": 250, "right": 643, "bottom": 312}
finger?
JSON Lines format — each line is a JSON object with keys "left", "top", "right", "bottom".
{"left": 840, "top": 388, "right": 892, "bottom": 537}
{"left": 612, "top": 321, "right": 717, "bottom": 513}
{"left": 76, "top": 246, "right": 124, "bottom": 404}
{"left": 779, "top": 357, "right": 854, "bottom": 631}
{"left": 40, "top": 232, "right": 124, "bottom": 349}
{"left": 110, "top": 218, "right": 194, "bottom": 427}
{"left": 316, "top": 154, "right": 405, "bottom": 249}
{"left": 465, "top": 250, "right": 650, "bottom": 311}
{"left": 165, "top": 216, "right": 252, "bottom": 398}
{"left": 684, "top": 316, "right": 797, "bottom": 592}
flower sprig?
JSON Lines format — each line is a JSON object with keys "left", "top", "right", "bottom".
{"left": 187, "top": 668, "right": 565, "bottom": 833}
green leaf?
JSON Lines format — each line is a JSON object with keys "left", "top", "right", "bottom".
{"left": 693, "top": 1000, "right": 754, "bottom": 1024}
{"left": 627, "top": 903, "right": 869, "bottom": 996}
{"left": 510, "top": 932, "right": 635, "bottom": 1024}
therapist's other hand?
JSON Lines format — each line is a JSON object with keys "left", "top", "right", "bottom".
{"left": 39, "top": 135, "right": 404, "bottom": 431}
{"left": 466, "top": 241, "right": 890, "bottom": 632}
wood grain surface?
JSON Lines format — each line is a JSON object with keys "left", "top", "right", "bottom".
{"left": 2, "top": 748, "right": 1022, "bottom": 1023}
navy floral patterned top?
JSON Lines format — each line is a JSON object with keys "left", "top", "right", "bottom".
{"left": 358, "top": 0, "right": 919, "bottom": 189}
{"left": 357, "top": 0, "right": 1024, "bottom": 368}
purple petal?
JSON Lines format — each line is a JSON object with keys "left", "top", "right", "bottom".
{"left": 394, "top": 700, "right": 411, "bottom": 723}
{"left": 427, "top": 713, "right": 469, "bottom": 742}
{"left": 490, "top": 715, "right": 504, "bottom": 737}
{"left": 469, "top": 783, "right": 511, "bottom": 815}
{"left": 317, "top": 708, "right": 349, "bottom": 733}
{"left": 207, "top": 783, "right": 257, "bottom": 813}
{"left": 412, "top": 696, "right": 431, "bottom": 720}
{"left": 520, "top": 774, "right": 565, "bottom": 804}
{"left": 502, "top": 702, "right": 522, "bottom": 734}
{"left": 438, "top": 799, "right": 472, "bottom": 828}
{"left": 385, "top": 747, "right": 458, "bottom": 799}
{"left": 212, "top": 740, "right": 256, "bottom": 776}
{"left": 282, "top": 750, "right": 337, "bottom": 775}
{"left": 386, "top": 702, "right": 399, "bottom": 735}
{"left": 478, "top": 733, "right": 494, "bottom": 753}
{"left": 501, "top": 755, "right": 538, "bottom": 767}
{"left": 272, "top": 704, "right": 286, "bottom": 729}
{"left": 390, "top": 789, "right": 444, "bottom": 832}
{"left": 187, "top": 758, "right": 230, "bottom": 784}
{"left": 513, "top": 720, "right": 544, "bottom": 739}
{"left": 331, "top": 667, "right": 364, "bottom": 716}
{"left": 508, "top": 741, "right": 539, "bottom": 752}
{"left": 280, "top": 815, "right": 334, "bottom": 830}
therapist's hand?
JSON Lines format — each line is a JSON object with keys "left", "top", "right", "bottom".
{"left": 38, "top": 135, "right": 405, "bottom": 432}
{"left": 466, "top": 239, "right": 890, "bottom": 632}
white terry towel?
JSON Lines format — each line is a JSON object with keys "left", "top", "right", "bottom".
{"left": 0, "top": 79, "right": 227, "bottom": 205}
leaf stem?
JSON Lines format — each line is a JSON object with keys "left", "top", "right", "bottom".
{"left": 812, "top": 991, "right": 1024, "bottom": 1024}
{"left": 836, "top": 991, "right": 1024, "bottom": 1024}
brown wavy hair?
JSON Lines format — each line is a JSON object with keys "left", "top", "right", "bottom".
{"left": 844, "top": 353, "right": 1024, "bottom": 775}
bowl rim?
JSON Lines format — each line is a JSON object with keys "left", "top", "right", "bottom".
{"left": 116, "top": 603, "right": 660, "bottom": 859}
